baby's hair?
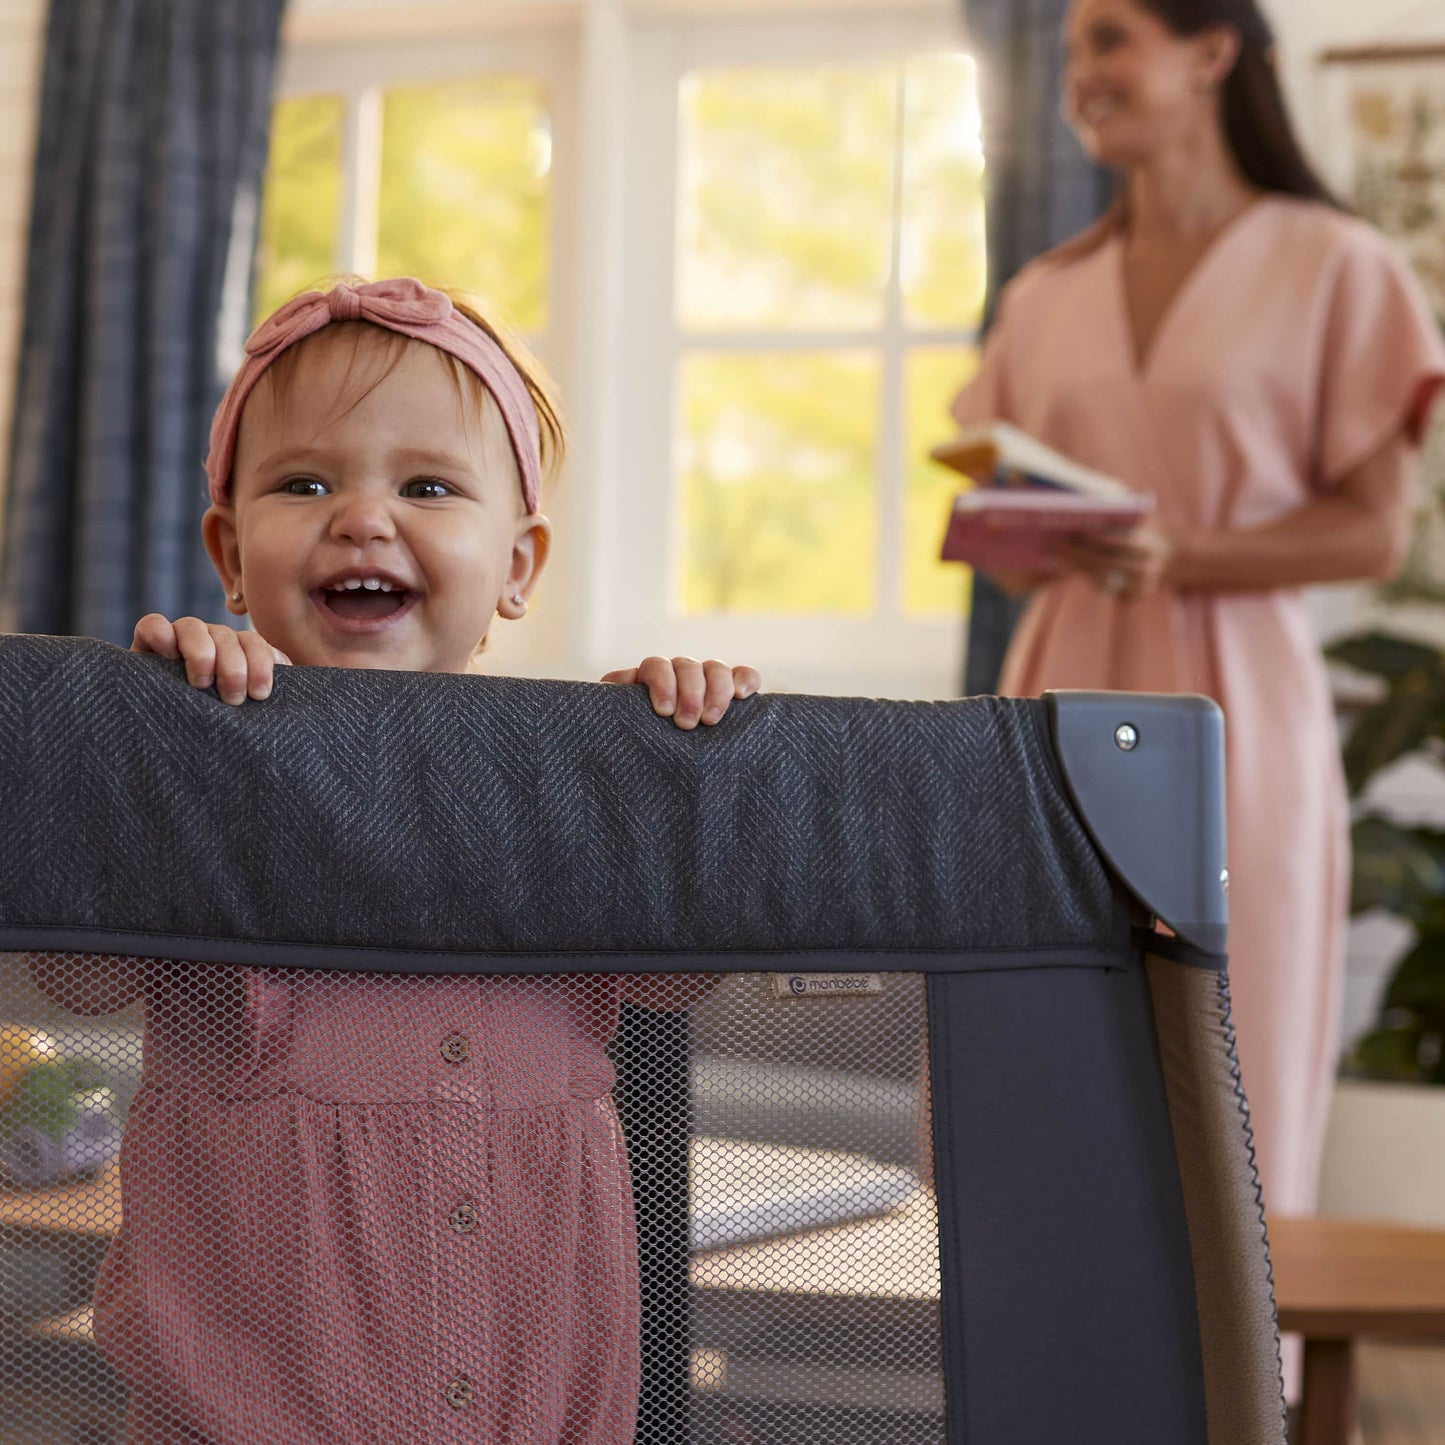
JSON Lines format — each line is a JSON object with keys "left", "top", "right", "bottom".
{"left": 254, "top": 276, "right": 567, "bottom": 500}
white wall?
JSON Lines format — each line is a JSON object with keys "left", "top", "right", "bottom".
{"left": 1276, "top": 0, "right": 1445, "bottom": 138}
{"left": 0, "top": 2, "right": 45, "bottom": 520}
{"left": 1267, "top": 0, "right": 1445, "bottom": 1049}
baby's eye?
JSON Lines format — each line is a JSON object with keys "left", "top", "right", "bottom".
{"left": 280, "top": 476, "right": 327, "bottom": 497}
{"left": 402, "top": 478, "right": 452, "bottom": 500}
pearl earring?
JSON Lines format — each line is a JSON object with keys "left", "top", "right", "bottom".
{"left": 511, "top": 594, "right": 525, "bottom": 608}
{"left": 231, "top": 590, "right": 243, "bottom": 604}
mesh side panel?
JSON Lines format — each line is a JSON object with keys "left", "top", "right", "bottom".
{"left": 1, "top": 954, "right": 940, "bottom": 1445}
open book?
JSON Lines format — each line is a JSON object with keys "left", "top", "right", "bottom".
{"left": 930, "top": 421, "right": 1152, "bottom": 569}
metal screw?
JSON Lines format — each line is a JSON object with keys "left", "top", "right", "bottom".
{"left": 1220, "top": 869, "right": 1230, "bottom": 894}
{"left": 1114, "top": 723, "right": 1139, "bottom": 752}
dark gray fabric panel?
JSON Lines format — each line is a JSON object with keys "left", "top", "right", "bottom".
{"left": 0, "top": 636, "right": 1129, "bottom": 960}
{"left": 0, "top": 0, "right": 286, "bottom": 644}
{"left": 928, "top": 959, "right": 1207, "bottom": 1444}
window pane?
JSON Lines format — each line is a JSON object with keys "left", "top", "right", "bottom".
{"left": 378, "top": 77, "right": 551, "bottom": 334}
{"left": 254, "top": 95, "right": 344, "bottom": 324}
{"left": 903, "top": 346, "right": 977, "bottom": 617}
{"left": 676, "top": 64, "right": 897, "bottom": 332}
{"left": 901, "top": 54, "right": 986, "bottom": 330}
{"left": 676, "top": 352, "right": 879, "bottom": 615}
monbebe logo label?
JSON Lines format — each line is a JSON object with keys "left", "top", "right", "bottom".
{"left": 771, "top": 973, "right": 884, "bottom": 1000}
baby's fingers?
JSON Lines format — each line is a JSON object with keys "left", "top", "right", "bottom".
{"left": 235, "top": 630, "right": 286, "bottom": 702}
{"left": 633, "top": 656, "right": 678, "bottom": 719}
{"left": 131, "top": 613, "right": 180, "bottom": 659}
{"left": 697, "top": 660, "right": 738, "bottom": 726}
{"left": 209, "top": 626, "right": 253, "bottom": 705}
{"left": 731, "top": 665, "right": 761, "bottom": 701}
{"left": 167, "top": 617, "right": 221, "bottom": 691}
{"left": 670, "top": 656, "right": 709, "bottom": 729}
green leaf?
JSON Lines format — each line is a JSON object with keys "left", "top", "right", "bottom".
{"left": 1341, "top": 666, "right": 1445, "bottom": 793}
{"left": 1346, "top": 1022, "right": 1431, "bottom": 1082}
{"left": 1350, "top": 814, "right": 1445, "bottom": 921}
{"left": 1383, "top": 936, "right": 1445, "bottom": 1021}
{"left": 1326, "top": 631, "right": 1444, "bottom": 679}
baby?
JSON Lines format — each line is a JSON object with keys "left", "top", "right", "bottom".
{"left": 81, "top": 277, "right": 756, "bottom": 1443}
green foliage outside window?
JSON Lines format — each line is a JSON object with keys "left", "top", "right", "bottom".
{"left": 677, "top": 352, "right": 878, "bottom": 616}
{"left": 254, "top": 94, "right": 343, "bottom": 324}
{"left": 675, "top": 54, "right": 985, "bottom": 618}
{"left": 677, "top": 64, "right": 896, "bottom": 332}
{"left": 905, "top": 347, "right": 978, "bottom": 617}
{"left": 379, "top": 77, "right": 550, "bottom": 335}
{"left": 255, "top": 78, "right": 550, "bottom": 335}
{"left": 901, "top": 54, "right": 987, "bottom": 329}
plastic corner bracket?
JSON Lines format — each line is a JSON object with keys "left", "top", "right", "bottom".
{"left": 1044, "top": 691, "right": 1228, "bottom": 956}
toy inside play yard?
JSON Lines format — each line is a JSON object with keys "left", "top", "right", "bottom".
{"left": 0, "top": 1029, "right": 121, "bottom": 1187}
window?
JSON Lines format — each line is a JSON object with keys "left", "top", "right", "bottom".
{"left": 255, "top": 34, "right": 573, "bottom": 366}
{"left": 252, "top": 14, "right": 979, "bottom": 694}
{"left": 609, "top": 15, "right": 983, "bottom": 694}
{"left": 673, "top": 54, "right": 983, "bottom": 620}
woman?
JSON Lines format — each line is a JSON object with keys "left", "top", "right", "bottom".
{"left": 952, "top": 0, "right": 1445, "bottom": 1234}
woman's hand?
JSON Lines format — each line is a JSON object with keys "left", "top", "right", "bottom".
{"left": 132, "top": 614, "right": 290, "bottom": 704}
{"left": 982, "top": 564, "right": 1062, "bottom": 598}
{"left": 601, "top": 656, "right": 761, "bottom": 730}
{"left": 1052, "top": 520, "right": 1178, "bottom": 600}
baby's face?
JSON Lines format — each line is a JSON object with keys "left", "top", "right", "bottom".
{"left": 205, "top": 329, "right": 549, "bottom": 674}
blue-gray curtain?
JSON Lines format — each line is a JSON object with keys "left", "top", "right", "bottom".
{"left": 0, "top": 0, "right": 288, "bottom": 644}
{"left": 961, "top": 0, "right": 1112, "bottom": 695}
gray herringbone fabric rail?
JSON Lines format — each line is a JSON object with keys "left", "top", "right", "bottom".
{"left": 0, "top": 636, "right": 1127, "bottom": 963}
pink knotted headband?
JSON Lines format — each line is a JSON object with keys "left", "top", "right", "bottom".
{"left": 205, "top": 278, "right": 543, "bottom": 512}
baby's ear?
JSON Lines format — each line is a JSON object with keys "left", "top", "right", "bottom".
{"left": 508, "top": 513, "right": 552, "bottom": 600}
{"left": 201, "top": 505, "right": 245, "bottom": 615}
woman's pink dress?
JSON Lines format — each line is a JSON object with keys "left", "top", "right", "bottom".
{"left": 952, "top": 196, "right": 1445, "bottom": 1219}
{"left": 80, "top": 964, "right": 640, "bottom": 1444}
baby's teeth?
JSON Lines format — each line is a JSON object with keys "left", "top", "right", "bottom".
{"left": 344, "top": 579, "right": 362, "bottom": 590}
{"left": 362, "top": 578, "right": 381, "bottom": 591}
{"left": 379, "top": 582, "right": 394, "bottom": 592}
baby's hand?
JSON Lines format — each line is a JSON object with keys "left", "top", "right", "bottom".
{"left": 601, "top": 656, "right": 761, "bottom": 730}
{"left": 132, "top": 614, "right": 290, "bottom": 705}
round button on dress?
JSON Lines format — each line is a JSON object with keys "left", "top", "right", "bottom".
{"left": 439, "top": 1033, "right": 469, "bottom": 1065}
{"left": 445, "top": 1377, "right": 475, "bottom": 1410}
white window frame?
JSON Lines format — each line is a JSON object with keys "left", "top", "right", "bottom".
{"left": 599, "top": 10, "right": 975, "bottom": 698}
{"left": 266, "top": 4, "right": 974, "bottom": 693}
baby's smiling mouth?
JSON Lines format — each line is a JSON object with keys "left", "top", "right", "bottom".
{"left": 314, "top": 574, "right": 416, "bottom": 624}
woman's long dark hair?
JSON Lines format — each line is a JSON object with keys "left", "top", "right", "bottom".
{"left": 1138, "top": 0, "right": 1341, "bottom": 207}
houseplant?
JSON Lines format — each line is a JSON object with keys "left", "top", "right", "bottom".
{"left": 1318, "top": 628, "right": 1445, "bottom": 1225}
{"left": 1327, "top": 629, "right": 1445, "bottom": 1084}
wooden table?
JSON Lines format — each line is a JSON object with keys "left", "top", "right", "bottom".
{"left": 1271, "top": 1215, "right": 1445, "bottom": 1445}
{"left": 0, "top": 1159, "right": 121, "bottom": 1239}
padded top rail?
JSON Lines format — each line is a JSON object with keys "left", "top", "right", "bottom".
{"left": 0, "top": 637, "right": 1130, "bottom": 972}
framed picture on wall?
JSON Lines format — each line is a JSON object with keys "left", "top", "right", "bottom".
{"left": 1319, "top": 43, "right": 1445, "bottom": 610}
